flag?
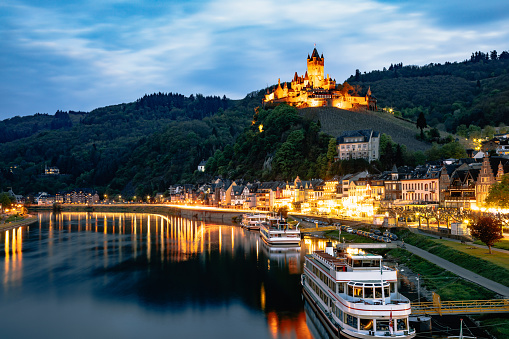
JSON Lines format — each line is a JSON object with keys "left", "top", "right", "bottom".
{"left": 389, "top": 309, "right": 394, "bottom": 334}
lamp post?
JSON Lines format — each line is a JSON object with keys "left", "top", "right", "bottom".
{"left": 417, "top": 274, "right": 420, "bottom": 303}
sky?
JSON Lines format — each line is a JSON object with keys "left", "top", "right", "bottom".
{"left": 1, "top": 0, "right": 508, "bottom": 120}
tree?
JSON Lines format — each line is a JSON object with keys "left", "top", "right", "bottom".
{"left": 416, "top": 112, "right": 427, "bottom": 139}
{"left": 485, "top": 174, "right": 509, "bottom": 208}
{"left": 0, "top": 193, "right": 13, "bottom": 213}
{"left": 470, "top": 216, "right": 503, "bottom": 254}
{"left": 327, "top": 137, "right": 338, "bottom": 164}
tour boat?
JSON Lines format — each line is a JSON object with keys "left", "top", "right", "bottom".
{"left": 240, "top": 213, "right": 267, "bottom": 231}
{"left": 301, "top": 242, "right": 416, "bottom": 339}
{"left": 259, "top": 216, "right": 301, "bottom": 246}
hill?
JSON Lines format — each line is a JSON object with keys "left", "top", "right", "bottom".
{"left": 301, "top": 107, "right": 430, "bottom": 151}
{"left": 347, "top": 50, "right": 509, "bottom": 133}
{"left": 0, "top": 92, "right": 259, "bottom": 196}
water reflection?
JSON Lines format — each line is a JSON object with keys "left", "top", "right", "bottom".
{"left": 0, "top": 212, "right": 331, "bottom": 339}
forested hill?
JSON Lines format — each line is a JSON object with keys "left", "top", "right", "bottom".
{"left": 0, "top": 92, "right": 261, "bottom": 196}
{"left": 346, "top": 50, "right": 509, "bottom": 133}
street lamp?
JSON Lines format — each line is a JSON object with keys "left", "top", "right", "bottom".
{"left": 417, "top": 274, "right": 420, "bottom": 303}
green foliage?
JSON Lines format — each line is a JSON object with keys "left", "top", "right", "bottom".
{"left": 0, "top": 91, "right": 260, "bottom": 196}
{"left": 0, "top": 192, "right": 14, "bottom": 210}
{"left": 347, "top": 53, "right": 509, "bottom": 132}
{"left": 207, "top": 104, "right": 331, "bottom": 181}
{"left": 389, "top": 248, "right": 495, "bottom": 301}
{"left": 425, "top": 141, "right": 466, "bottom": 160}
{"left": 486, "top": 174, "right": 509, "bottom": 208}
{"left": 470, "top": 216, "right": 504, "bottom": 253}
{"left": 395, "top": 230, "right": 509, "bottom": 286}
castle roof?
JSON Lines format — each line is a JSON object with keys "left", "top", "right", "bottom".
{"left": 310, "top": 48, "right": 321, "bottom": 60}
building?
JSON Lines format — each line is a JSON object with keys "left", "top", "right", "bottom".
{"left": 336, "top": 130, "right": 380, "bottom": 162}
{"left": 197, "top": 160, "right": 206, "bottom": 172}
{"left": 263, "top": 48, "right": 376, "bottom": 110}
{"left": 45, "top": 165, "right": 60, "bottom": 175}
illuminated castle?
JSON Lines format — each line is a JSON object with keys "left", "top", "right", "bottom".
{"left": 263, "top": 48, "right": 376, "bottom": 110}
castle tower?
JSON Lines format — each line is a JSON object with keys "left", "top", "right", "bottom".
{"left": 307, "top": 48, "right": 324, "bottom": 87}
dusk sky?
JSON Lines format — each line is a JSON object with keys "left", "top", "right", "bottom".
{"left": 1, "top": 0, "right": 508, "bottom": 120}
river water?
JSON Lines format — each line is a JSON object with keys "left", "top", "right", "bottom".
{"left": 0, "top": 212, "right": 484, "bottom": 339}
{"left": 1, "top": 212, "right": 335, "bottom": 339}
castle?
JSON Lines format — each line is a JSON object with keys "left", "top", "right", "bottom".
{"left": 263, "top": 48, "right": 377, "bottom": 110}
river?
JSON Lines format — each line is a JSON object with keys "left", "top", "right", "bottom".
{"left": 1, "top": 212, "right": 336, "bottom": 339}
{"left": 0, "top": 212, "right": 486, "bottom": 339}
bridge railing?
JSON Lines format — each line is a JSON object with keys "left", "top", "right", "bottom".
{"left": 412, "top": 296, "right": 509, "bottom": 315}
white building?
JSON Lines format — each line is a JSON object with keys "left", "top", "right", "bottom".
{"left": 336, "top": 130, "right": 380, "bottom": 162}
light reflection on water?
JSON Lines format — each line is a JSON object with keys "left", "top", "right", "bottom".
{"left": 0, "top": 212, "right": 326, "bottom": 339}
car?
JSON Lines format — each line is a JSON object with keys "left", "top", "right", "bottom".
{"left": 346, "top": 227, "right": 354, "bottom": 233}
{"left": 373, "top": 230, "right": 381, "bottom": 235}
{"left": 382, "top": 237, "right": 391, "bottom": 243}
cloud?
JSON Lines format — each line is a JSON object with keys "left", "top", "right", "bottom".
{"left": 1, "top": 0, "right": 509, "bottom": 118}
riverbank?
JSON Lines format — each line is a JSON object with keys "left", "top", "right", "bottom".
{"left": 0, "top": 215, "right": 38, "bottom": 231}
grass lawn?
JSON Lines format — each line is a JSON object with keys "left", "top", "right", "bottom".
{"left": 323, "top": 230, "right": 376, "bottom": 243}
{"left": 473, "top": 238, "right": 509, "bottom": 251}
{"left": 472, "top": 314, "right": 509, "bottom": 339}
{"left": 389, "top": 248, "right": 496, "bottom": 301}
{"left": 434, "top": 239, "right": 509, "bottom": 270}
{"left": 395, "top": 230, "right": 509, "bottom": 287}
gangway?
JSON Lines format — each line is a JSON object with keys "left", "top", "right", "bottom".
{"left": 411, "top": 292, "right": 509, "bottom": 315}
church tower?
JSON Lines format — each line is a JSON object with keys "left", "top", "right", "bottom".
{"left": 307, "top": 48, "right": 324, "bottom": 87}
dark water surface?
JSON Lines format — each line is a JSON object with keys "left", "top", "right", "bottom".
{"left": 1, "top": 212, "right": 332, "bottom": 339}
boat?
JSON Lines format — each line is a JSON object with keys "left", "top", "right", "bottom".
{"left": 447, "top": 318, "right": 476, "bottom": 339}
{"left": 240, "top": 213, "right": 267, "bottom": 231}
{"left": 259, "top": 216, "right": 301, "bottom": 246}
{"left": 301, "top": 242, "right": 416, "bottom": 339}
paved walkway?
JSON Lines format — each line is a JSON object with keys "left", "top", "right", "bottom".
{"left": 403, "top": 242, "right": 509, "bottom": 297}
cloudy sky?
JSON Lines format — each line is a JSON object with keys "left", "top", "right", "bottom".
{"left": 1, "top": 0, "right": 508, "bottom": 120}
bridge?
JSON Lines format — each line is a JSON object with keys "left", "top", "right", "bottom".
{"left": 411, "top": 292, "right": 509, "bottom": 315}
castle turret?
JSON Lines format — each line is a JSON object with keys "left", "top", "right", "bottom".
{"left": 307, "top": 48, "right": 324, "bottom": 87}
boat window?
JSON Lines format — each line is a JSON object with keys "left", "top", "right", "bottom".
{"left": 384, "top": 285, "right": 390, "bottom": 297}
{"left": 390, "top": 282, "right": 396, "bottom": 293}
{"left": 337, "top": 283, "right": 344, "bottom": 294}
{"left": 364, "top": 287, "right": 374, "bottom": 299}
{"left": 346, "top": 314, "right": 358, "bottom": 329}
{"left": 354, "top": 286, "right": 363, "bottom": 298}
{"left": 360, "top": 318, "right": 373, "bottom": 330}
{"left": 348, "top": 284, "right": 354, "bottom": 297}
{"left": 376, "top": 320, "right": 389, "bottom": 331}
{"left": 397, "top": 318, "right": 407, "bottom": 331}
{"left": 375, "top": 287, "right": 383, "bottom": 298}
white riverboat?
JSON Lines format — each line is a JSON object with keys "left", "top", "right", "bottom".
{"left": 240, "top": 213, "right": 267, "bottom": 230}
{"left": 259, "top": 217, "right": 301, "bottom": 246}
{"left": 301, "top": 242, "right": 416, "bottom": 339}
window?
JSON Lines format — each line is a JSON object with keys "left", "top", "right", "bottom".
{"left": 376, "top": 320, "right": 389, "bottom": 331}
{"left": 346, "top": 314, "right": 358, "bottom": 329}
{"left": 397, "top": 318, "right": 407, "bottom": 331}
{"left": 360, "top": 319, "right": 374, "bottom": 330}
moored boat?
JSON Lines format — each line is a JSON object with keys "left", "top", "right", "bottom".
{"left": 301, "top": 242, "right": 416, "bottom": 339}
{"left": 240, "top": 213, "right": 267, "bottom": 230}
{"left": 259, "top": 216, "right": 301, "bottom": 246}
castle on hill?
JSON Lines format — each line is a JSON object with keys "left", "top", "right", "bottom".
{"left": 263, "top": 48, "right": 377, "bottom": 110}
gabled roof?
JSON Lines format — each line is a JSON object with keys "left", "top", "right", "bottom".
{"left": 336, "top": 129, "right": 379, "bottom": 143}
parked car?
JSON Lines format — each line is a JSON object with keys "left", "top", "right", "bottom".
{"left": 346, "top": 227, "right": 354, "bottom": 233}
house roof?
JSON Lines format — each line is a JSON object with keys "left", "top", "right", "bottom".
{"left": 336, "top": 129, "right": 379, "bottom": 144}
